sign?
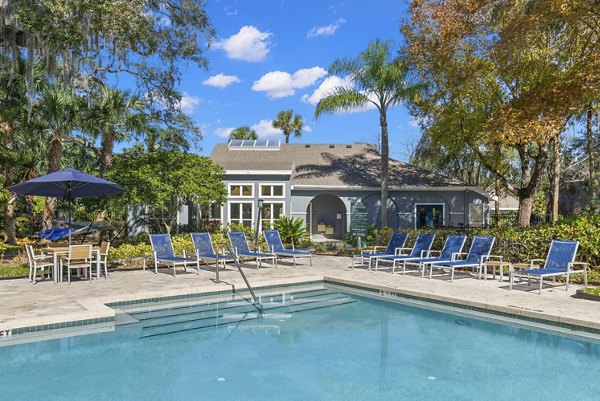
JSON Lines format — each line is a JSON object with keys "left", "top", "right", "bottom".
{"left": 350, "top": 201, "right": 368, "bottom": 236}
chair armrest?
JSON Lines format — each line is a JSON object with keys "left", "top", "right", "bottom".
{"left": 528, "top": 259, "right": 545, "bottom": 268}
{"left": 428, "top": 250, "right": 441, "bottom": 256}
{"left": 420, "top": 250, "right": 430, "bottom": 258}
{"left": 568, "top": 262, "right": 589, "bottom": 272}
{"left": 397, "top": 247, "right": 412, "bottom": 255}
{"left": 451, "top": 252, "right": 466, "bottom": 261}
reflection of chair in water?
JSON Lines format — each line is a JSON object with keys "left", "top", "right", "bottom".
{"left": 228, "top": 325, "right": 281, "bottom": 335}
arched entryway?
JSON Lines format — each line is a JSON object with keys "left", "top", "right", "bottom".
{"left": 306, "top": 194, "right": 347, "bottom": 240}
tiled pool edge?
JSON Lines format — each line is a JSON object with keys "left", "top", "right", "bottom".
{"left": 324, "top": 276, "right": 600, "bottom": 335}
{"left": 0, "top": 279, "right": 323, "bottom": 337}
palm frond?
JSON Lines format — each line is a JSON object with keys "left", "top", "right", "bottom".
{"left": 315, "top": 88, "right": 370, "bottom": 118}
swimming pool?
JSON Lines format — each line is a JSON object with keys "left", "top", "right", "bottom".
{"left": 1, "top": 285, "right": 599, "bottom": 400}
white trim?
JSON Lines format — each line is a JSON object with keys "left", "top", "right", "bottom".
{"left": 228, "top": 183, "right": 254, "bottom": 198}
{"left": 227, "top": 201, "right": 254, "bottom": 227}
{"left": 414, "top": 203, "right": 445, "bottom": 229}
{"left": 225, "top": 170, "right": 292, "bottom": 175}
{"left": 291, "top": 185, "right": 490, "bottom": 198}
{"left": 259, "top": 183, "right": 286, "bottom": 198}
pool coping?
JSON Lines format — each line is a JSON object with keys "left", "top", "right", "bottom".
{"left": 2, "top": 274, "right": 599, "bottom": 339}
{"left": 323, "top": 276, "right": 600, "bottom": 335}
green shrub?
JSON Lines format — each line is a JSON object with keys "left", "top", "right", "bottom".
{"left": 274, "top": 216, "right": 308, "bottom": 245}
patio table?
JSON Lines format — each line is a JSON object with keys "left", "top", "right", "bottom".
{"left": 43, "top": 246, "right": 101, "bottom": 283}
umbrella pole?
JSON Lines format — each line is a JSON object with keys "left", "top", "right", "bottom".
{"left": 68, "top": 183, "right": 72, "bottom": 246}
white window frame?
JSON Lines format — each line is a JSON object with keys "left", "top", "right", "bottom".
{"left": 259, "top": 183, "right": 285, "bottom": 198}
{"left": 414, "top": 203, "right": 445, "bottom": 229}
{"left": 228, "top": 201, "right": 254, "bottom": 227}
{"left": 260, "top": 201, "right": 285, "bottom": 229}
{"left": 228, "top": 183, "right": 254, "bottom": 198}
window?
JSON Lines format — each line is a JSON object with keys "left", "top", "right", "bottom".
{"left": 468, "top": 204, "right": 484, "bottom": 227}
{"left": 261, "top": 202, "right": 284, "bottom": 230}
{"left": 229, "top": 184, "right": 253, "bottom": 197}
{"left": 229, "top": 202, "right": 253, "bottom": 227}
{"left": 416, "top": 204, "right": 444, "bottom": 228}
{"left": 260, "top": 184, "right": 284, "bottom": 197}
{"left": 200, "top": 204, "right": 222, "bottom": 223}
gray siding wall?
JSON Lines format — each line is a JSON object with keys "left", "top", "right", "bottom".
{"left": 291, "top": 189, "right": 489, "bottom": 232}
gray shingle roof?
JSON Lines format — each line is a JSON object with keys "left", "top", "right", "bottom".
{"left": 210, "top": 143, "right": 464, "bottom": 188}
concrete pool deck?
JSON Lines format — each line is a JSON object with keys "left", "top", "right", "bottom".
{"left": 1, "top": 255, "right": 598, "bottom": 337}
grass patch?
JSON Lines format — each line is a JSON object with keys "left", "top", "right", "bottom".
{"left": 0, "top": 264, "right": 29, "bottom": 277}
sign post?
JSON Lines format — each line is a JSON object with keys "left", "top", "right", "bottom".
{"left": 350, "top": 201, "right": 368, "bottom": 250}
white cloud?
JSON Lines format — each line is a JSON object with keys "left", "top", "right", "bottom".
{"left": 224, "top": 6, "right": 238, "bottom": 16}
{"left": 304, "top": 125, "right": 313, "bottom": 132}
{"left": 212, "top": 26, "right": 271, "bottom": 62}
{"left": 301, "top": 75, "right": 376, "bottom": 113}
{"left": 252, "top": 66, "right": 327, "bottom": 98}
{"left": 307, "top": 18, "right": 346, "bottom": 38}
{"left": 203, "top": 73, "right": 241, "bottom": 88}
{"left": 179, "top": 92, "right": 201, "bottom": 113}
{"left": 213, "top": 127, "right": 235, "bottom": 138}
{"left": 251, "top": 120, "right": 283, "bottom": 138}
{"left": 409, "top": 117, "right": 420, "bottom": 127}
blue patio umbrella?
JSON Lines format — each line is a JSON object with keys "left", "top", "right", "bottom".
{"left": 7, "top": 167, "right": 124, "bottom": 243}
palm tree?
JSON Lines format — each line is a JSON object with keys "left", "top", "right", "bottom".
{"left": 272, "top": 110, "right": 304, "bottom": 143}
{"left": 229, "top": 126, "right": 257, "bottom": 140}
{"left": 83, "top": 85, "right": 147, "bottom": 176}
{"left": 36, "top": 85, "right": 83, "bottom": 227}
{"left": 315, "top": 39, "right": 424, "bottom": 226}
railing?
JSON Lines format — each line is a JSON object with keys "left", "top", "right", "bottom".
{"left": 218, "top": 243, "right": 263, "bottom": 314}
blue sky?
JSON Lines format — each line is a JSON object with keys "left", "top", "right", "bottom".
{"left": 175, "top": 0, "right": 419, "bottom": 161}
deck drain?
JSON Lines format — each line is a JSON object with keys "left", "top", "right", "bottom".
{"left": 217, "top": 377, "right": 226, "bottom": 382}
{"left": 427, "top": 376, "right": 436, "bottom": 381}
{"left": 454, "top": 319, "right": 471, "bottom": 326}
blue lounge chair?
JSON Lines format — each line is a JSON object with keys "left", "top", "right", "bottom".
{"left": 374, "top": 233, "right": 436, "bottom": 273}
{"left": 263, "top": 230, "right": 312, "bottom": 267}
{"left": 351, "top": 231, "right": 408, "bottom": 269}
{"left": 428, "top": 236, "right": 495, "bottom": 282}
{"left": 228, "top": 231, "right": 277, "bottom": 269}
{"left": 149, "top": 234, "right": 198, "bottom": 276}
{"left": 509, "top": 240, "right": 589, "bottom": 294}
{"left": 402, "top": 234, "right": 467, "bottom": 277}
{"left": 190, "top": 232, "right": 234, "bottom": 270}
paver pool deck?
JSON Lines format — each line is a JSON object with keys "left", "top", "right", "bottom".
{"left": 1, "top": 255, "right": 598, "bottom": 337}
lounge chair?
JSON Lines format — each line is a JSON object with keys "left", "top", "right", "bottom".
{"left": 190, "top": 232, "right": 234, "bottom": 270}
{"left": 228, "top": 231, "right": 277, "bottom": 269}
{"left": 351, "top": 231, "right": 408, "bottom": 269}
{"left": 374, "top": 233, "right": 436, "bottom": 273}
{"left": 427, "top": 236, "right": 495, "bottom": 282}
{"left": 263, "top": 230, "right": 312, "bottom": 267}
{"left": 149, "top": 234, "right": 198, "bottom": 276}
{"left": 402, "top": 234, "right": 467, "bottom": 277}
{"left": 509, "top": 240, "right": 589, "bottom": 294}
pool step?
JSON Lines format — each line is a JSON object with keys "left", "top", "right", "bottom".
{"left": 137, "top": 290, "right": 355, "bottom": 338}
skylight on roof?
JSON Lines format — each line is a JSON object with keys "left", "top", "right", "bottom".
{"left": 227, "top": 139, "right": 281, "bottom": 150}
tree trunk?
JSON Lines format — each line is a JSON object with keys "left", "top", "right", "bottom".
{"left": 379, "top": 110, "right": 389, "bottom": 227}
{"left": 586, "top": 104, "right": 596, "bottom": 211}
{"left": 550, "top": 136, "right": 561, "bottom": 224}
{"left": 99, "top": 131, "right": 116, "bottom": 177}
{"left": 513, "top": 143, "right": 548, "bottom": 227}
{"left": 515, "top": 194, "right": 533, "bottom": 227}
{"left": 494, "top": 178, "right": 500, "bottom": 227}
{"left": 1, "top": 119, "right": 17, "bottom": 244}
{"left": 285, "top": 134, "right": 290, "bottom": 144}
{"left": 44, "top": 132, "right": 63, "bottom": 228}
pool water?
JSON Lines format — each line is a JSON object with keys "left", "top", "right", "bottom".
{"left": 1, "top": 286, "right": 599, "bottom": 400}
